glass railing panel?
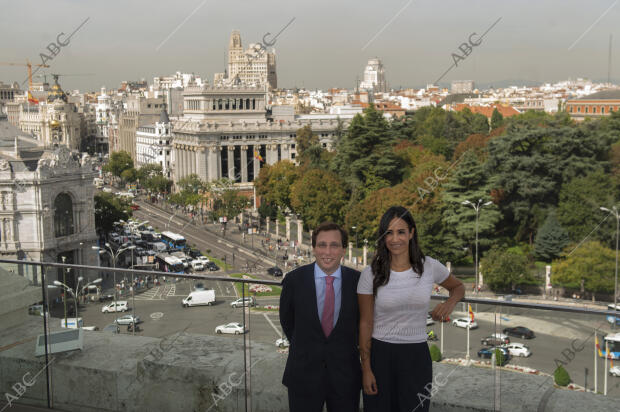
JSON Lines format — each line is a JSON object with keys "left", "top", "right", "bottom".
{"left": 0, "top": 261, "right": 51, "bottom": 410}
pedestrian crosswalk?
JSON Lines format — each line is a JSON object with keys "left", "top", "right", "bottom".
{"left": 134, "top": 284, "right": 177, "bottom": 301}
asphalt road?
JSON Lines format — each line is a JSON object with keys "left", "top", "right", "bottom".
{"left": 133, "top": 201, "right": 278, "bottom": 279}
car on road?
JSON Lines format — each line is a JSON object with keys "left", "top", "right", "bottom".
{"left": 197, "top": 255, "right": 210, "bottom": 264}
{"left": 477, "top": 347, "right": 511, "bottom": 365}
{"left": 452, "top": 318, "right": 478, "bottom": 329}
{"left": 130, "top": 204, "right": 140, "bottom": 211}
{"left": 215, "top": 322, "right": 247, "bottom": 335}
{"left": 115, "top": 314, "right": 141, "bottom": 325}
{"left": 82, "top": 326, "right": 99, "bottom": 331}
{"left": 481, "top": 334, "right": 510, "bottom": 346}
{"left": 101, "top": 301, "right": 128, "bottom": 313}
{"left": 503, "top": 326, "right": 535, "bottom": 339}
{"left": 190, "top": 260, "right": 204, "bottom": 271}
{"left": 267, "top": 266, "right": 283, "bottom": 277}
{"left": 206, "top": 261, "right": 219, "bottom": 271}
{"left": 98, "top": 294, "right": 114, "bottom": 302}
{"left": 231, "top": 297, "right": 256, "bottom": 308}
{"left": 501, "top": 343, "right": 531, "bottom": 357}
{"left": 276, "top": 337, "right": 290, "bottom": 348}
{"left": 426, "top": 314, "right": 435, "bottom": 326}
{"left": 610, "top": 365, "right": 620, "bottom": 377}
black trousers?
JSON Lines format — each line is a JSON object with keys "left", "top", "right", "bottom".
{"left": 363, "top": 338, "right": 433, "bottom": 412}
{"left": 288, "top": 385, "right": 360, "bottom": 412}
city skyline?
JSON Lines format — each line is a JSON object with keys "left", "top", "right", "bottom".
{"left": 2, "top": 0, "right": 620, "bottom": 91}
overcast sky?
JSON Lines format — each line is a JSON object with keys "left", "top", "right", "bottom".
{"left": 2, "top": 0, "right": 620, "bottom": 92}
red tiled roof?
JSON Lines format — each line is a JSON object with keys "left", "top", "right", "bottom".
{"left": 452, "top": 103, "right": 520, "bottom": 118}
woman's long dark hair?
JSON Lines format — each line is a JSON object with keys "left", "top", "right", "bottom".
{"left": 371, "top": 206, "right": 425, "bottom": 296}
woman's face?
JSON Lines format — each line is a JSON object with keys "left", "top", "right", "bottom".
{"left": 385, "top": 217, "right": 413, "bottom": 258}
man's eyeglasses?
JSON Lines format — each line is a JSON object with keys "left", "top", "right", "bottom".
{"left": 315, "top": 242, "right": 344, "bottom": 250}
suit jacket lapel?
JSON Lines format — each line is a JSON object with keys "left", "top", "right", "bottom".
{"left": 304, "top": 263, "right": 323, "bottom": 336}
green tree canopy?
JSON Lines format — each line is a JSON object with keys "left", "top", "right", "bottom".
{"left": 533, "top": 210, "right": 569, "bottom": 262}
{"left": 104, "top": 151, "right": 134, "bottom": 177}
{"left": 551, "top": 241, "right": 615, "bottom": 294}
{"left": 290, "top": 169, "right": 348, "bottom": 229}
{"left": 95, "top": 192, "right": 131, "bottom": 233}
{"left": 490, "top": 108, "right": 504, "bottom": 130}
{"left": 479, "top": 247, "right": 531, "bottom": 292}
{"left": 556, "top": 170, "right": 617, "bottom": 247}
{"left": 255, "top": 161, "right": 299, "bottom": 212}
{"left": 210, "top": 179, "right": 249, "bottom": 220}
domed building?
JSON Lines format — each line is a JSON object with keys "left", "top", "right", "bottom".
{"left": 15, "top": 75, "right": 83, "bottom": 150}
{"left": 0, "top": 110, "right": 98, "bottom": 289}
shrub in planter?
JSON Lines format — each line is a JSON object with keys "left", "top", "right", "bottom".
{"left": 429, "top": 344, "right": 442, "bottom": 362}
{"left": 554, "top": 365, "right": 571, "bottom": 386}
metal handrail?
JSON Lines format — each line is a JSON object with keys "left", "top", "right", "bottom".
{"left": 2, "top": 258, "right": 620, "bottom": 316}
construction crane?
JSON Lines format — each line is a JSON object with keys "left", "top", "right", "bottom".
{"left": 0, "top": 60, "right": 50, "bottom": 90}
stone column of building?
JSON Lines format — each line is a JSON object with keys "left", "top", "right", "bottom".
{"left": 266, "top": 217, "right": 270, "bottom": 235}
{"left": 275, "top": 219, "right": 279, "bottom": 239}
{"left": 297, "top": 220, "right": 303, "bottom": 247}
{"left": 240, "top": 146, "right": 248, "bottom": 183}
{"left": 227, "top": 146, "right": 235, "bottom": 180}
{"left": 348, "top": 242, "right": 353, "bottom": 263}
{"left": 266, "top": 144, "right": 278, "bottom": 165}
{"left": 285, "top": 216, "right": 292, "bottom": 241}
{"left": 281, "top": 144, "right": 290, "bottom": 161}
{"left": 207, "top": 147, "right": 219, "bottom": 181}
{"left": 179, "top": 146, "right": 185, "bottom": 179}
{"left": 196, "top": 147, "right": 207, "bottom": 181}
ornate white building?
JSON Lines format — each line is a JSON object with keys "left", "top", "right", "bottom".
{"left": 136, "top": 110, "right": 172, "bottom": 177}
{"left": 171, "top": 84, "right": 349, "bottom": 185}
{"left": 0, "top": 112, "right": 98, "bottom": 287}
{"left": 359, "top": 58, "right": 387, "bottom": 93}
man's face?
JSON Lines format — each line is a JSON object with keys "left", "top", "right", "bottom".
{"left": 313, "top": 230, "right": 345, "bottom": 275}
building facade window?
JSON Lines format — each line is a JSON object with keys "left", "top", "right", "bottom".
{"left": 54, "top": 193, "right": 74, "bottom": 237}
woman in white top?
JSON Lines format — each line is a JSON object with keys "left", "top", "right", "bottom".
{"left": 358, "top": 206, "right": 464, "bottom": 412}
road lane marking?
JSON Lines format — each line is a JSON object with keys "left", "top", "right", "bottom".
{"left": 263, "top": 312, "right": 283, "bottom": 337}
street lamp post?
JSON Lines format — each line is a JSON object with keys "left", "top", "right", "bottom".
{"left": 462, "top": 199, "right": 493, "bottom": 294}
{"left": 601, "top": 206, "right": 619, "bottom": 326}
{"left": 52, "top": 277, "right": 101, "bottom": 327}
{"left": 93, "top": 244, "right": 136, "bottom": 319}
{"left": 60, "top": 255, "right": 69, "bottom": 327}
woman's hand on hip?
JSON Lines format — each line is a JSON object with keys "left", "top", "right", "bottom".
{"left": 362, "top": 369, "right": 378, "bottom": 395}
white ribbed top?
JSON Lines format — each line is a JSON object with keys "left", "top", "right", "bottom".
{"left": 357, "top": 257, "right": 450, "bottom": 344}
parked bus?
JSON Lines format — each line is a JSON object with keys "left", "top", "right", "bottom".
{"left": 160, "top": 231, "right": 186, "bottom": 250}
{"left": 599, "top": 332, "right": 620, "bottom": 360}
{"left": 155, "top": 253, "right": 185, "bottom": 274}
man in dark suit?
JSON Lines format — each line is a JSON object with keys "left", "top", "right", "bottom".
{"left": 280, "top": 222, "right": 362, "bottom": 412}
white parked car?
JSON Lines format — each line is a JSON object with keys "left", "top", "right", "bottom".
{"left": 501, "top": 343, "right": 531, "bottom": 357}
{"left": 610, "top": 366, "right": 620, "bottom": 377}
{"left": 426, "top": 314, "right": 435, "bottom": 326}
{"left": 101, "top": 301, "right": 128, "bottom": 313}
{"left": 215, "top": 322, "right": 247, "bottom": 335}
{"left": 198, "top": 256, "right": 210, "bottom": 264}
{"left": 452, "top": 318, "right": 478, "bottom": 329}
{"left": 276, "top": 337, "right": 290, "bottom": 348}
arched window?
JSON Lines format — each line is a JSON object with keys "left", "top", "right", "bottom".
{"left": 54, "top": 193, "right": 74, "bottom": 237}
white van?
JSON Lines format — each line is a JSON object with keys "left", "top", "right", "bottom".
{"left": 191, "top": 260, "right": 204, "bottom": 271}
{"left": 182, "top": 290, "right": 215, "bottom": 307}
{"left": 60, "top": 317, "right": 83, "bottom": 329}
{"left": 101, "top": 301, "right": 128, "bottom": 313}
